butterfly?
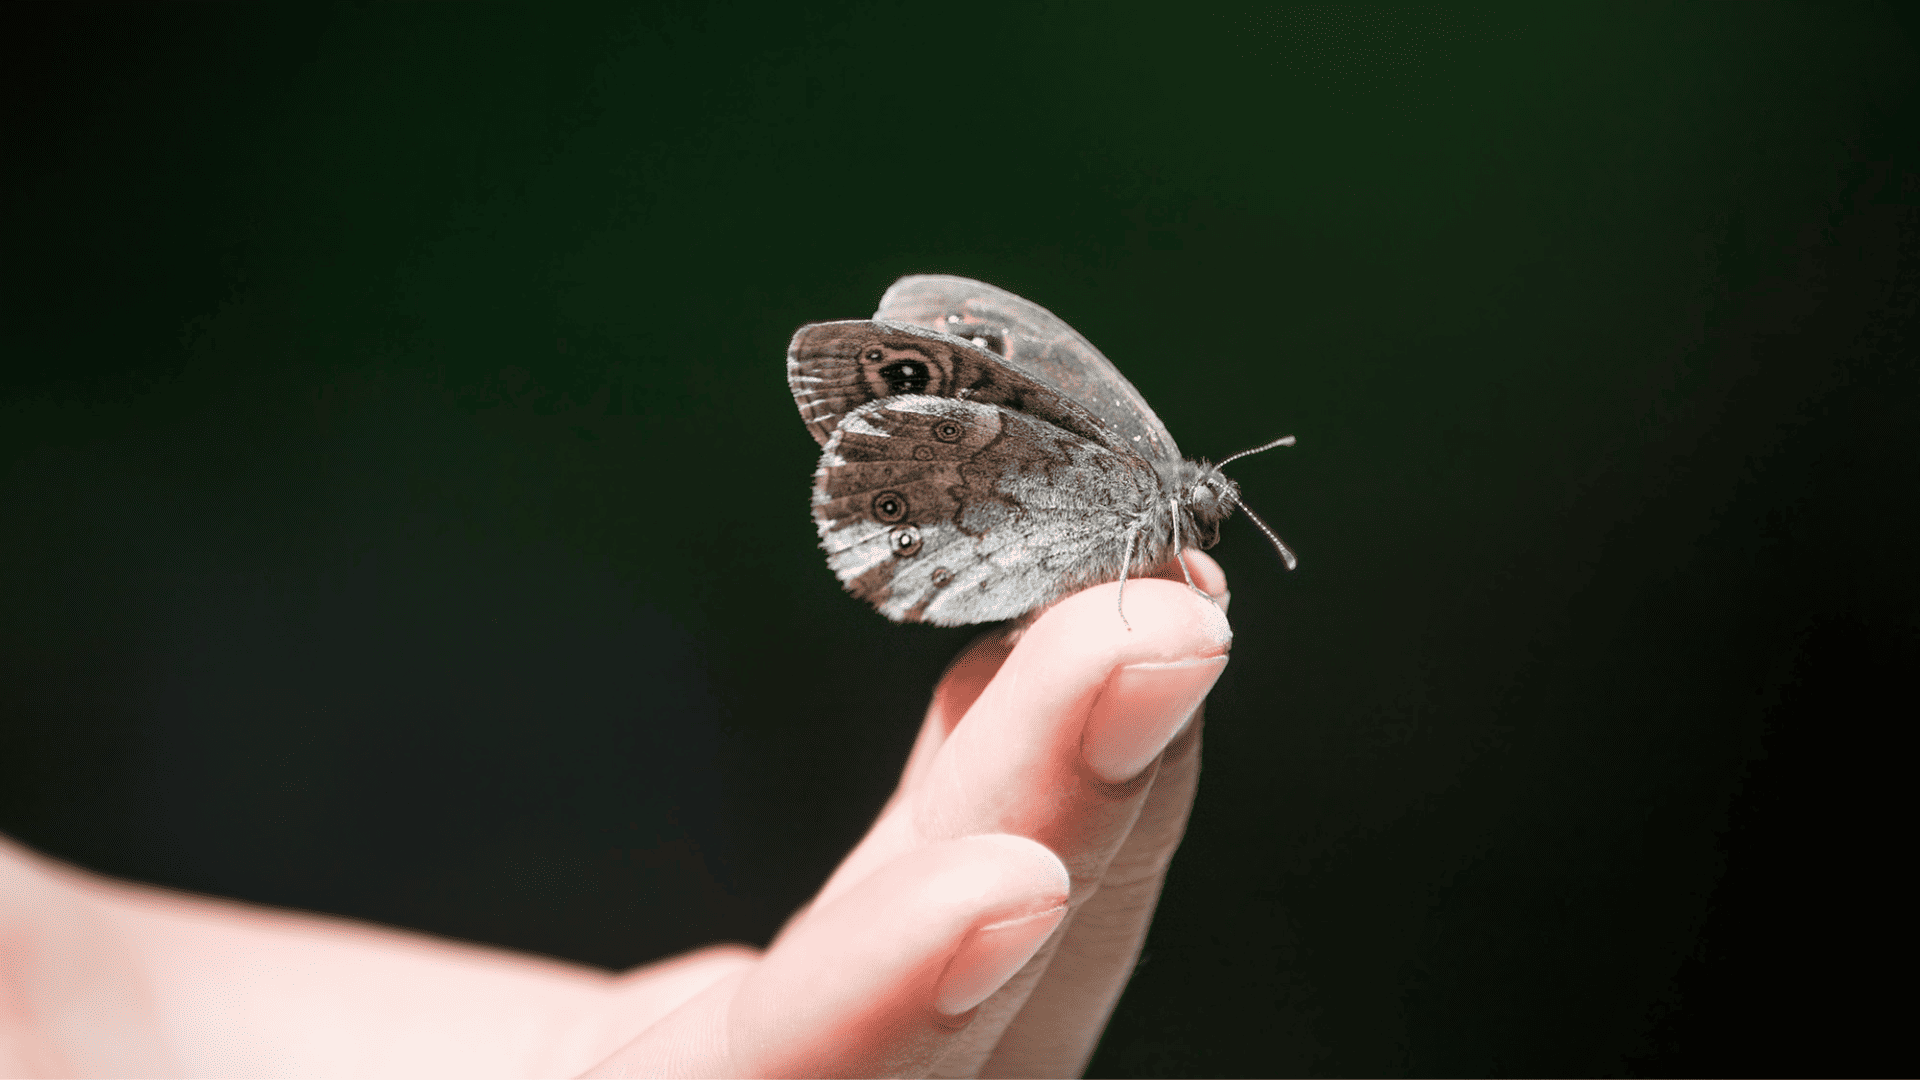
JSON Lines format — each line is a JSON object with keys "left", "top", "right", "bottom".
{"left": 788, "top": 275, "right": 1296, "bottom": 626}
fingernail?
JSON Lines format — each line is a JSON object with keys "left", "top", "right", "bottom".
{"left": 934, "top": 903, "right": 1068, "bottom": 1015}
{"left": 1081, "top": 656, "right": 1228, "bottom": 783}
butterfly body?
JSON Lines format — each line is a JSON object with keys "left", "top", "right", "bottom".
{"left": 790, "top": 276, "right": 1286, "bottom": 626}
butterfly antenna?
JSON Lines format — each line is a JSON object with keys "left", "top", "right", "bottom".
{"left": 1215, "top": 433, "right": 1296, "bottom": 471}
{"left": 1230, "top": 493, "right": 1300, "bottom": 571}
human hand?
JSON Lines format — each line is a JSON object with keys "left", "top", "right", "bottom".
{"left": 0, "top": 554, "right": 1227, "bottom": 1078}
{"left": 588, "top": 551, "right": 1231, "bottom": 1077}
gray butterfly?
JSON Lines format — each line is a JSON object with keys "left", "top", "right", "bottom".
{"left": 788, "top": 275, "right": 1296, "bottom": 626}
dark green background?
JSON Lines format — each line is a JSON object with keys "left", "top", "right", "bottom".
{"left": 4, "top": 4, "right": 1915, "bottom": 1075}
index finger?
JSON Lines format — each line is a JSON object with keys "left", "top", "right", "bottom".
{"left": 923, "top": 549, "right": 1229, "bottom": 754}
{"left": 808, "top": 551, "right": 1231, "bottom": 920}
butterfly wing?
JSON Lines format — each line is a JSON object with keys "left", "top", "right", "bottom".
{"left": 813, "top": 395, "right": 1157, "bottom": 625}
{"left": 875, "top": 274, "right": 1182, "bottom": 462}
{"left": 788, "top": 318, "right": 1124, "bottom": 454}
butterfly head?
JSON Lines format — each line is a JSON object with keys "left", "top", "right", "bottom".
{"left": 1166, "top": 436, "right": 1301, "bottom": 570}
{"left": 1160, "top": 458, "right": 1240, "bottom": 550}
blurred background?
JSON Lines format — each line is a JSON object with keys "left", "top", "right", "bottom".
{"left": 3, "top": 4, "right": 1914, "bottom": 1075}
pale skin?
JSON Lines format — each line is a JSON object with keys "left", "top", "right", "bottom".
{"left": 1, "top": 553, "right": 1232, "bottom": 1078}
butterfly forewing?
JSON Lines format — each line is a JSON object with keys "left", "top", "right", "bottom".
{"left": 813, "top": 396, "right": 1155, "bottom": 625}
{"left": 875, "top": 274, "right": 1181, "bottom": 462}
{"left": 788, "top": 318, "right": 1121, "bottom": 452}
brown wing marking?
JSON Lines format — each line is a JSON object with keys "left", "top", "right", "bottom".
{"left": 788, "top": 319, "right": 1125, "bottom": 454}
{"left": 874, "top": 274, "right": 1182, "bottom": 463}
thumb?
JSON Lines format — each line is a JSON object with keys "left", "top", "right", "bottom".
{"left": 583, "top": 835, "right": 1069, "bottom": 1078}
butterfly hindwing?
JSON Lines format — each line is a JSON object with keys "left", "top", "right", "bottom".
{"left": 788, "top": 318, "right": 1122, "bottom": 454}
{"left": 875, "top": 274, "right": 1182, "bottom": 463}
{"left": 813, "top": 395, "right": 1156, "bottom": 625}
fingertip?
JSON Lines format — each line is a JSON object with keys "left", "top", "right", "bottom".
{"left": 1029, "top": 576, "right": 1232, "bottom": 667}
{"left": 942, "top": 833, "right": 1071, "bottom": 904}
{"left": 727, "top": 836, "right": 1069, "bottom": 1074}
{"left": 921, "top": 836, "right": 1070, "bottom": 1017}
{"left": 1146, "top": 548, "right": 1230, "bottom": 603}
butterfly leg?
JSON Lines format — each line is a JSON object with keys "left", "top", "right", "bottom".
{"left": 1168, "top": 497, "right": 1197, "bottom": 592}
{"left": 1115, "top": 523, "right": 1141, "bottom": 631}
{"left": 1169, "top": 497, "right": 1220, "bottom": 608}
